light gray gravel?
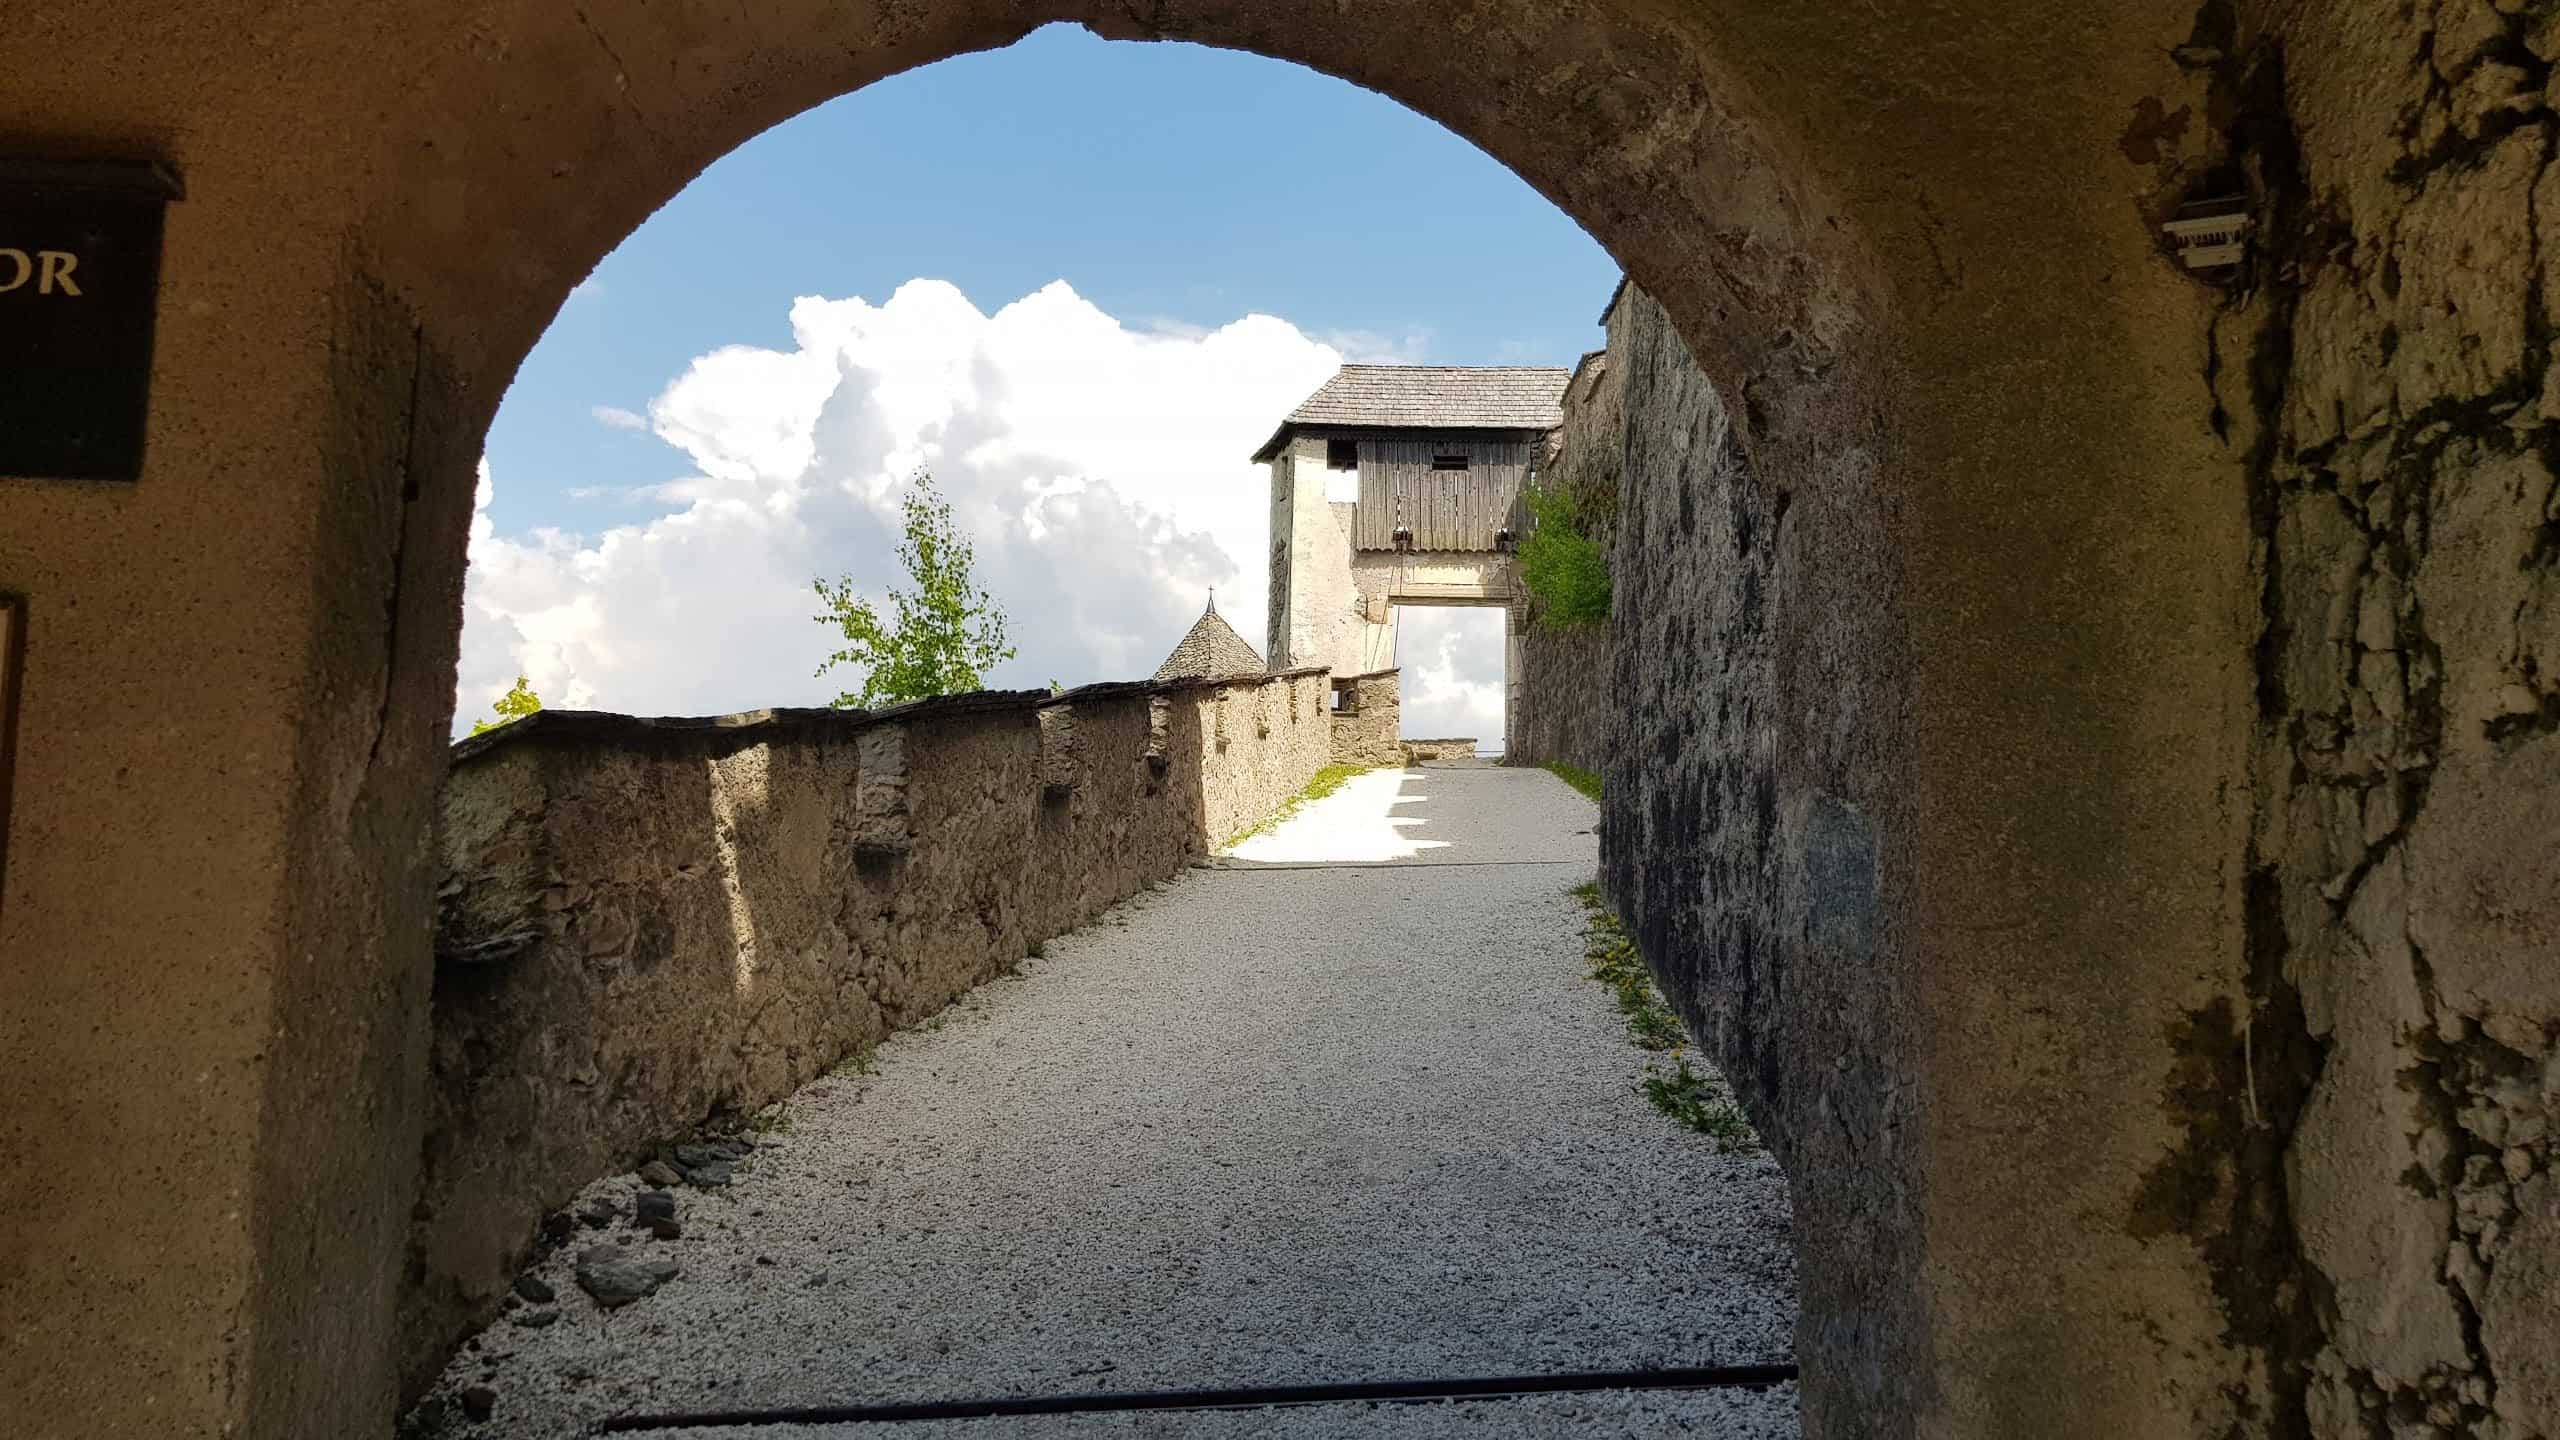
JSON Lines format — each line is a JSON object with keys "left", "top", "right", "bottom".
{"left": 414, "top": 767, "right": 1795, "bottom": 1437}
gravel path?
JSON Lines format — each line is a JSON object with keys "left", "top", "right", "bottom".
{"left": 412, "top": 767, "right": 1796, "bottom": 1437}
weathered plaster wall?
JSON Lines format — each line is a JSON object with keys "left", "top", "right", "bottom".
{"left": 2197, "top": 3, "right": 2560, "bottom": 1430}
{"left": 1268, "top": 438, "right": 1370, "bottom": 672}
{"left": 407, "top": 672, "right": 1328, "bottom": 1392}
{"left": 1329, "top": 670, "right": 1403, "bottom": 769}
{"left": 1595, "top": 3, "right": 2560, "bottom": 1429}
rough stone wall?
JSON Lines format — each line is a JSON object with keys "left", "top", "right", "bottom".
{"left": 2199, "top": 4, "right": 2560, "bottom": 1430}
{"left": 1196, "top": 671, "right": 1337, "bottom": 842}
{"left": 1329, "top": 670, "right": 1403, "bottom": 768}
{"left": 1597, "top": 281, "right": 1936, "bottom": 1435}
{"left": 1510, "top": 300, "right": 1625, "bottom": 774}
{"left": 404, "top": 672, "right": 1328, "bottom": 1392}
{"left": 1512, "top": 623, "right": 1615, "bottom": 772}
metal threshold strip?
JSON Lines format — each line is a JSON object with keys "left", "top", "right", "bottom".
{"left": 596, "top": 1362, "right": 1799, "bottom": 1432}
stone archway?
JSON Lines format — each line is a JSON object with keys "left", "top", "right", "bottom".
{"left": 1, "top": 2, "right": 2302, "bottom": 1436}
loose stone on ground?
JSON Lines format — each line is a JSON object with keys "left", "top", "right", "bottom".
{"left": 573, "top": 1245, "right": 680, "bottom": 1309}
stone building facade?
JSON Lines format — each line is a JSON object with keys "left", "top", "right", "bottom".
{"left": 1257, "top": 366, "right": 1565, "bottom": 745}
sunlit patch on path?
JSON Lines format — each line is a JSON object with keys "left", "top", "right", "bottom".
{"left": 1219, "top": 767, "right": 1448, "bottom": 864}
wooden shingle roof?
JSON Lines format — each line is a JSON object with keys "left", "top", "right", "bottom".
{"left": 1251, "top": 365, "right": 1570, "bottom": 460}
{"left": 1151, "top": 599, "right": 1267, "bottom": 683}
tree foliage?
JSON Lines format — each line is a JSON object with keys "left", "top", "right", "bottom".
{"left": 470, "top": 674, "right": 543, "bottom": 736}
{"left": 1519, "top": 485, "right": 1611, "bottom": 626}
{"left": 813, "top": 473, "right": 1017, "bottom": 708}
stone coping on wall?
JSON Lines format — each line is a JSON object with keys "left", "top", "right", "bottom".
{"left": 447, "top": 667, "right": 1335, "bottom": 768}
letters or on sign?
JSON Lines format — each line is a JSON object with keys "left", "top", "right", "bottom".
{"left": 0, "top": 595, "right": 22, "bottom": 919}
{"left": 0, "top": 160, "right": 182, "bottom": 481}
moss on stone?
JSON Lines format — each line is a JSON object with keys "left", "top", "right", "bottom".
{"left": 1544, "top": 762, "right": 1603, "bottom": 801}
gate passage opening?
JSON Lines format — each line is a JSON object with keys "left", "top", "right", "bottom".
{"left": 1259, "top": 365, "right": 1555, "bottom": 755}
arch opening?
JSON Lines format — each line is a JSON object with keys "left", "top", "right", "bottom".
{"left": 14, "top": 0, "right": 2359, "bottom": 1437}
{"left": 408, "top": 27, "right": 1803, "bottom": 1433}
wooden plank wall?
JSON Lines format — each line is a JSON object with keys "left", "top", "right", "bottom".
{"left": 1351, "top": 438, "right": 1530, "bottom": 550}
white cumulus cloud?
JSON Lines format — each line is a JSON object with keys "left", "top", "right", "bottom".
{"left": 455, "top": 279, "right": 1347, "bottom": 730}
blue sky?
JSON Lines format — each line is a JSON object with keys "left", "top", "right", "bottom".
{"left": 462, "top": 24, "right": 1613, "bottom": 742}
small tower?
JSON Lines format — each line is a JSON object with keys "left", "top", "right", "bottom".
{"left": 1250, "top": 364, "right": 1564, "bottom": 676}
{"left": 1151, "top": 594, "right": 1268, "bottom": 682}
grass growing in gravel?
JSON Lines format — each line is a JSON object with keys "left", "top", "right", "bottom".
{"left": 1545, "top": 762, "right": 1604, "bottom": 801}
{"left": 1571, "top": 883, "right": 1761, "bottom": 1152}
{"left": 1219, "top": 763, "right": 1382, "bottom": 849}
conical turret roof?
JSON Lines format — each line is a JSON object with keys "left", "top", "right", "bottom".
{"left": 1152, "top": 596, "right": 1267, "bottom": 682}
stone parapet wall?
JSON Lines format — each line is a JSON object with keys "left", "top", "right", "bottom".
{"left": 1327, "top": 670, "right": 1403, "bottom": 768}
{"left": 1193, "top": 673, "right": 1337, "bottom": 842}
{"left": 1510, "top": 625, "right": 1613, "bottom": 772}
{"left": 403, "top": 670, "right": 1330, "bottom": 1390}
{"left": 1399, "top": 738, "right": 1477, "bottom": 762}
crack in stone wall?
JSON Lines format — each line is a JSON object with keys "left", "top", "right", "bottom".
{"left": 2218, "top": 2, "right": 2560, "bottom": 1431}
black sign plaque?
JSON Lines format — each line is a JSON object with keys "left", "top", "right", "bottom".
{"left": 0, "top": 160, "right": 182, "bottom": 481}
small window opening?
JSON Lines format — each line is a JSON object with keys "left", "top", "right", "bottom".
{"left": 1431, "top": 453, "right": 1469, "bottom": 471}
{"left": 1327, "top": 439, "right": 1359, "bottom": 471}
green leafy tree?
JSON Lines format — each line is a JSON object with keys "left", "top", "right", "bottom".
{"left": 470, "top": 674, "right": 543, "bottom": 735}
{"left": 813, "top": 473, "right": 1017, "bottom": 708}
{"left": 1519, "top": 485, "right": 1612, "bottom": 626}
